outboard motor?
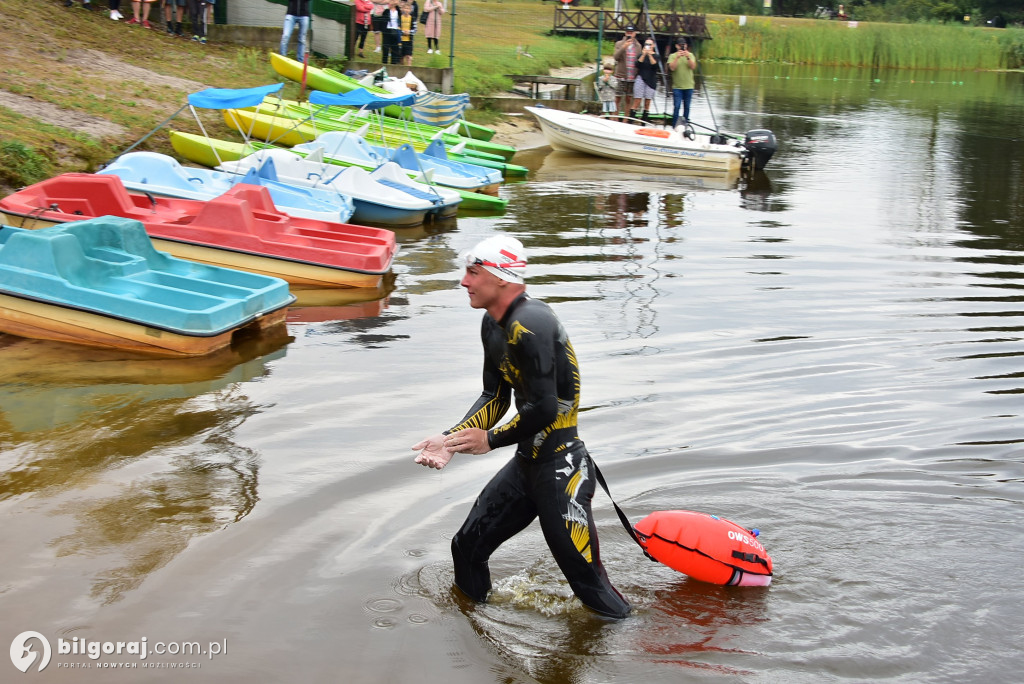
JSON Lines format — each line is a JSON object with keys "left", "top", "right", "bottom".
{"left": 742, "top": 129, "right": 777, "bottom": 172}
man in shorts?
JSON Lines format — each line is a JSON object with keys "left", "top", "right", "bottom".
{"left": 163, "top": 0, "right": 185, "bottom": 36}
{"left": 125, "top": 0, "right": 157, "bottom": 28}
{"left": 632, "top": 38, "right": 659, "bottom": 123}
{"left": 613, "top": 25, "right": 641, "bottom": 121}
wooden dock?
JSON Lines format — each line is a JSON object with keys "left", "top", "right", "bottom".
{"left": 504, "top": 74, "right": 583, "bottom": 100}
{"left": 553, "top": 8, "right": 712, "bottom": 45}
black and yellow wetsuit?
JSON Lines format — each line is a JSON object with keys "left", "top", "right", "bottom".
{"left": 448, "top": 294, "right": 631, "bottom": 618}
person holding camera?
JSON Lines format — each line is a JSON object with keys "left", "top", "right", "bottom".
{"left": 632, "top": 38, "right": 659, "bottom": 124}
{"left": 613, "top": 25, "right": 641, "bottom": 120}
{"left": 668, "top": 37, "right": 696, "bottom": 128}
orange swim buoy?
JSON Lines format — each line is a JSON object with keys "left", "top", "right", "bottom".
{"left": 634, "top": 510, "right": 773, "bottom": 586}
{"left": 634, "top": 128, "right": 671, "bottom": 139}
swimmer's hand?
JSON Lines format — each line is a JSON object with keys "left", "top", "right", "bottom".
{"left": 413, "top": 434, "right": 454, "bottom": 470}
{"left": 444, "top": 428, "right": 491, "bottom": 455}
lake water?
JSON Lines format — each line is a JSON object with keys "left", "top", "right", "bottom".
{"left": 2, "top": 64, "right": 1023, "bottom": 683}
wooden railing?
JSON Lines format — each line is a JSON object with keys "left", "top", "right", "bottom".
{"left": 554, "top": 8, "right": 712, "bottom": 41}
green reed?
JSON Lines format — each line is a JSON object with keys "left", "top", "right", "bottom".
{"left": 702, "top": 18, "right": 1024, "bottom": 70}
{"left": 0, "top": 140, "right": 53, "bottom": 189}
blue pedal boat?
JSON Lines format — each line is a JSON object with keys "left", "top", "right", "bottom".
{"left": 217, "top": 150, "right": 461, "bottom": 227}
{"left": 98, "top": 151, "right": 356, "bottom": 225}
{"left": 294, "top": 129, "right": 503, "bottom": 193}
{"left": 0, "top": 217, "right": 295, "bottom": 357}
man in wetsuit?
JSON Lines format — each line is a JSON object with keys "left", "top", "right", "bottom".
{"left": 412, "top": 235, "right": 631, "bottom": 619}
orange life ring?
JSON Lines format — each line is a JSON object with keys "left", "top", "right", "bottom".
{"left": 634, "top": 510, "right": 773, "bottom": 586}
{"left": 634, "top": 128, "right": 671, "bottom": 139}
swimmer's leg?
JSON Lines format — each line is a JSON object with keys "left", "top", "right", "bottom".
{"left": 533, "top": 447, "right": 631, "bottom": 619}
{"left": 451, "top": 456, "right": 536, "bottom": 602}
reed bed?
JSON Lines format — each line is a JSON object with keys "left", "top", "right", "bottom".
{"left": 702, "top": 17, "right": 1024, "bottom": 70}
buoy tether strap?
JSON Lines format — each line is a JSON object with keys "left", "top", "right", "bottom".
{"left": 592, "top": 462, "right": 649, "bottom": 555}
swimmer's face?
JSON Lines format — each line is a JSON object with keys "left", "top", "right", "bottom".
{"left": 460, "top": 264, "right": 505, "bottom": 310}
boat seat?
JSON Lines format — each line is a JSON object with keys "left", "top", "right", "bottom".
{"left": 0, "top": 220, "right": 156, "bottom": 287}
{"left": 635, "top": 128, "right": 671, "bottom": 139}
{"left": 300, "top": 131, "right": 385, "bottom": 165}
{"left": 190, "top": 192, "right": 285, "bottom": 239}
{"left": 388, "top": 143, "right": 425, "bottom": 172}
{"left": 85, "top": 247, "right": 149, "bottom": 275}
{"left": 36, "top": 174, "right": 139, "bottom": 217}
{"left": 422, "top": 138, "right": 449, "bottom": 160}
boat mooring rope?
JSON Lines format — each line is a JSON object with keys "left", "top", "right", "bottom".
{"left": 98, "top": 103, "right": 189, "bottom": 170}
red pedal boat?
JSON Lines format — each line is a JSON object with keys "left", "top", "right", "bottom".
{"left": 0, "top": 173, "right": 398, "bottom": 289}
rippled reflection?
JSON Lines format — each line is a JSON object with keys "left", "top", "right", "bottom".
{"left": 0, "top": 330, "right": 290, "bottom": 604}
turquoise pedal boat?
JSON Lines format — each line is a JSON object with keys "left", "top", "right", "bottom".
{"left": 0, "top": 218, "right": 295, "bottom": 356}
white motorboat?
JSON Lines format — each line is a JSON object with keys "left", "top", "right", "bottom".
{"left": 525, "top": 106, "right": 776, "bottom": 174}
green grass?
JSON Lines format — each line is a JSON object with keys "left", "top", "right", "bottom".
{"left": 419, "top": 0, "right": 608, "bottom": 95}
{"left": 0, "top": 140, "right": 54, "bottom": 189}
{"left": 703, "top": 16, "right": 1024, "bottom": 70}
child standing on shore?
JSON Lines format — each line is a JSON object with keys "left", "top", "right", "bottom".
{"left": 596, "top": 63, "right": 618, "bottom": 116}
{"left": 399, "top": 2, "right": 415, "bottom": 66}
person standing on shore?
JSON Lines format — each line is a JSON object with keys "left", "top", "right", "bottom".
{"left": 186, "top": 0, "right": 208, "bottom": 42}
{"left": 421, "top": 0, "right": 445, "bottom": 55}
{"left": 354, "top": 0, "right": 373, "bottom": 58}
{"left": 381, "top": 0, "right": 402, "bottom": 65}
{"left": 371, "top": 0, "right": 389, "bottom": 53}
{"left": 125, "top": 0, "right": 155, "bottom": 28}
{"left": 613, "top": 25, "right": 641, "bottom": 120}
{"left": 667, "top": 37, "right": 696, "bottom": 128}
{"left": 399, "top": 1, "right": 416, "bottom": 66}
{"left": 279, "top": 0, "right": 312, "bottom": 63}
{"left": 632, "top": 38, "right": 659, "bottom": 123}
{"left": 163, "top": 0, "right": 185, "bottom": 37}
{"left": 595, "top": 63, "right": 618, "bottom": 116}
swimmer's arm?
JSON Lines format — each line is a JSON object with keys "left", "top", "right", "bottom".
{"left": 447, "top": 354, "right": 512, "bottom": 434}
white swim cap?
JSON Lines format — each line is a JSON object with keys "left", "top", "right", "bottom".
{"left": 462, "top": 235, "right": 527, "bottom": 284}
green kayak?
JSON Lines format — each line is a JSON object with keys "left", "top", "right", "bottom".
{"left": 223, "top": 107, "right": 528, "bottom": 179}
{"left": 263, "top": 96, "right": 518, "bottom": 163}
{"left": 270, "top": 52, "right": 495, "bottom": 142}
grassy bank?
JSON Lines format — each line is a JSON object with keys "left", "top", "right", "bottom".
{"left": 0, "top": 0, "right": 289, "bottom": 191}
{"left": 414, "top": 0, "right": 603, "bottom": 96}
{"left": 702, "top": 15, "right": 1024, "bottom": 70}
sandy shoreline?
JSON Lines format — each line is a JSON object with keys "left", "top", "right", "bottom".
{"left": 484, "top": 62, "right": 599, "bottom": 151}
{"left": 486, "top": 114, "right": 549, "bottom": 151}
